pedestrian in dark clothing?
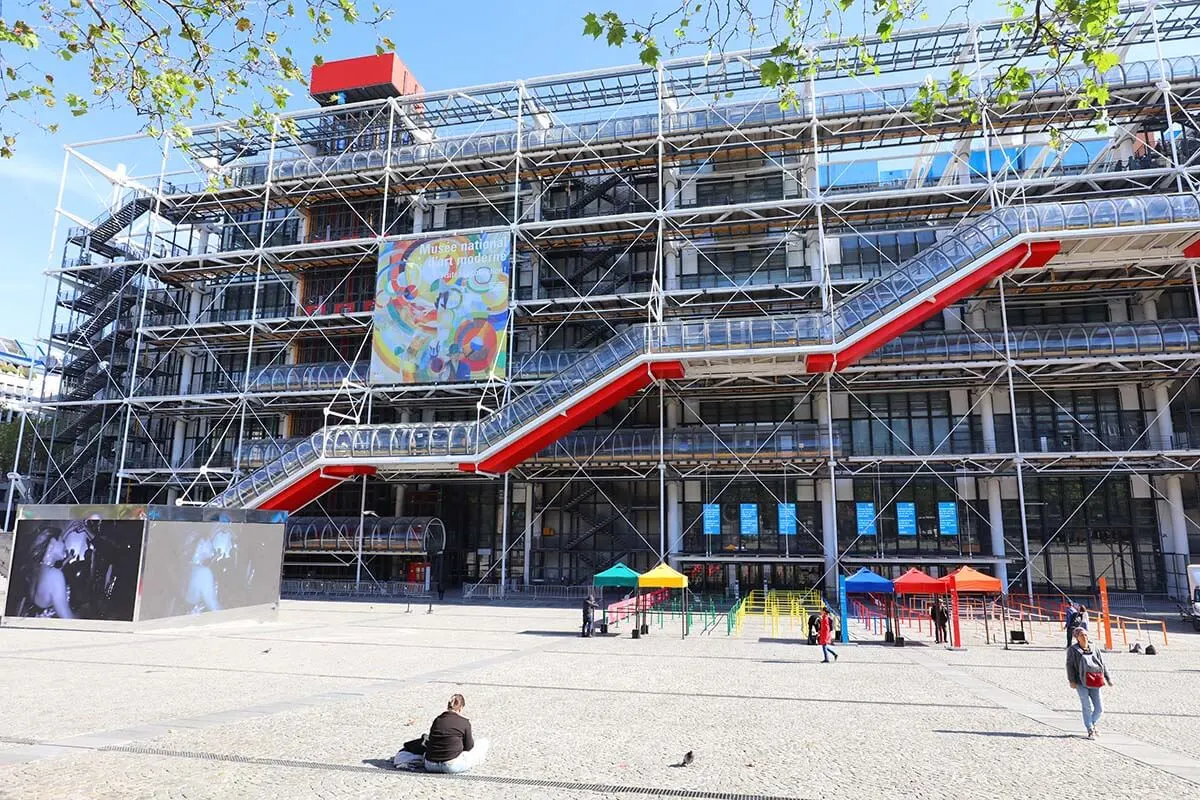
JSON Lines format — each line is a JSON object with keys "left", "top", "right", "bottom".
{"left": 437, "top": 581, "right": 445, "bottom": 602}
{"left": 1064, "top": 602, "right": 1080, "bottom": 647}
{"left": 582, "top": 592, "right": 598, "bottom": 637}
{"left": 807, "top": 612, "right": 820, "bottom": 645}
{"left": 1066, "top": 627, "right": 1113, "bottom": 739}
{"left": 819, "top": 609, "right": 838, "bottom": 663}
{"left": 930, "top": 599, "right": 949, "bottom": 643}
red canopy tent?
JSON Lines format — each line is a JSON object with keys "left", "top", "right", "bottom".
{"left": 892, "top": 568, "right": 948, "bottom": 594}
{"left": 893, "top": 569, "right": 952, "bottom": 645}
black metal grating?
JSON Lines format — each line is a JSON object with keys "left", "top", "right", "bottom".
{"left": 102, "top": 744, "right": 811, "bottom": 800}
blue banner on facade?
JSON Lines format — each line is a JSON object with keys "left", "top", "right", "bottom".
{"left": 777, "top": 503, "right": 797, "bottom": 536}
{"left": 702, "top": 503, "right": 721, "bottom": 535}
{"left": 938, "top": 502, "right": 959, "bottom": 536}
{"left": 896, "top": 502, "right": 917, "bottom": 537}
{"left": 740, "top": 503, "right": 759, "bottom": 536}
{"left": 855, "top": 502, "right": 877, "bottom": 536}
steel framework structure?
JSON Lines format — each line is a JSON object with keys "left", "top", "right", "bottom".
{"left": 12, "top": 0, "right": 1200, "bottom": 598}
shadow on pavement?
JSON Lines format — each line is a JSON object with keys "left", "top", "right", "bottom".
{"left": 934, "top": 729, "right": 1075, "bottom": 739}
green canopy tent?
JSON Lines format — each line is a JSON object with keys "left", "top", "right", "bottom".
{"left": 592, "top": 562, "right": 641, "bottom": 633}
{"left": 592, "top": 562, "right": 641, "bottom": 587}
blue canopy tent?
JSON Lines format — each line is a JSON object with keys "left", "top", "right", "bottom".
{"left": 844, "top": 568, "right": 900, "bottom": 644}
{"left": 844, "top": 567, "right": 894, "bottom": 594}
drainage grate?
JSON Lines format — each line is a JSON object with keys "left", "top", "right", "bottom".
{"left": 102, "top": 744, "right": 811, "bottom": 800}
{"left": 0, "top": 736, "right": 40, "bottom": 746}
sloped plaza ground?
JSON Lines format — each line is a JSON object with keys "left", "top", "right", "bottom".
{"left": 1, "top": 599, "right": 1198, "bottom": 799}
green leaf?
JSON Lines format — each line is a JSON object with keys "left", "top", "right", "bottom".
{"left": 606, "top": 20, "right": 627, "bottom": 47}
{"left": 582, "top": 13, "right": 603, "bottom": 39}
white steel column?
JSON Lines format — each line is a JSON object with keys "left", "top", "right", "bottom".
{"left": 986, "top": 478, "right": 1008, "bottom": 593}
{"left": 1166, "top": 475, "right": 1190, "bottom": 597}
{"left": 820, "top": 374, "right": 838, "bottom": 594}
{"left": 999, "top": 277, "right": 1035, "bottom": 599}
{"left": 499, "top": 474, "right": 510, "bottom": 597}
{"left": 393, "top": 409, "right": 411, "bottom": 516}
{"left": 977, "top": 366, "right": 1007, "bottom": 591}
{"left": 523, "top": 482, "right": 535, "bottom": 587}
{"left": 666, "top": 398, "right": 681, "bottom": 566}
{"left": 1143, "top": 297, "right": 1176, "bottom": 449}
{"left": 168, "top": 286, "right": 203, "bottom": 501}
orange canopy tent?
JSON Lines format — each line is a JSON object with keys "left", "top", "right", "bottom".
{"left": 892, "top": 568, "right": 948, "bottom": 594}
{"left": 946, "top": 566, "right": 1003, "bottom": 593}
{"left": 946, "top": 565, "right": 1008, "bottom": 646}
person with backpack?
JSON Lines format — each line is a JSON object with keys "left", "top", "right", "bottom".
{"left": 1066, "top": 627, "right": 1113, "bottom": 739}
{"left": 1064, "top": 602, "right": 1080, "bottom": 647}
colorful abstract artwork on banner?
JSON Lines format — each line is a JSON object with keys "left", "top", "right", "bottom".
{"left": 370, "top": 232, "right": 511, "bottom": 384}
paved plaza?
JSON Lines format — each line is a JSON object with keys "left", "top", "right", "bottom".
{"left": 1, "top": 600, "right": 1199, "bottom": 799}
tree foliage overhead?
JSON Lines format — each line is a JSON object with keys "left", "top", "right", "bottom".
{"left": 583, "top": 0, "right": 1123, "bottom": 130}
{"left": 0, "top": 0, "right": 396, "bottom": 157}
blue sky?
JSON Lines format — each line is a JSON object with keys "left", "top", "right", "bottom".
{"left": 0, "top": 1, "right": 663, "bottom": 343}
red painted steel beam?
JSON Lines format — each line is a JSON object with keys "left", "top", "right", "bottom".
{"left": 258, "top": 464, "right": 377, "bottom": 512}
{"left": 463, "top": 360, "right": 685, "bottom": 475}
{"left": 805, "top": 240, "right": 1060, "bottom": 373}
{"left": 1184, "top": 238, "right": 1200, "bottom": 259}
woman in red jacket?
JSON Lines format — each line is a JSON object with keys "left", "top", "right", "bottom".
{"left": 819, "top": 609, "right": 839, "bottom": 663}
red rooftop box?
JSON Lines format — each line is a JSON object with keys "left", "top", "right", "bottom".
{"left": 310, "top": 53, "right": 423, "bottom": 106}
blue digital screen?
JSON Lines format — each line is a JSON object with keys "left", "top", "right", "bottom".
{"left": 777, "top": 503, "right": 797, "bottom": 536}
{"left": 855, "top": 502, "right": 877, "bottom": 536}
{"left": 740, "top": 504, "right": 759, "bottom": 536}
{"left": 702, "top": 504, "right": 721, "bottom": 536}
{"left": 938, "top": 502, "right": 959, "bottom": 536}
{"left": 896, "top": 502, "right": 917, "bottom": 537}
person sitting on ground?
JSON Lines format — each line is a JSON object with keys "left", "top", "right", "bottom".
{"left": 423, "top": 693, "right": 489, "bottom": 774}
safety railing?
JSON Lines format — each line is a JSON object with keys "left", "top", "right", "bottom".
{"left": 1112, "top": 614, "right": 1170, "bottom": 649}
{"left": 219, "top": 318, "right": 1200, "bottom": 401}
{"left": 280, "top": 579, "right": 428, "bottom": 599}
{"left": 209, "top": 193, "right": 1200, "bottom": 509}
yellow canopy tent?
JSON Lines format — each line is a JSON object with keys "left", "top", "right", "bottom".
{"left": 637, "top": 563, "right": 689, "bottom": 589}
{"left": 636, "top": 563, "right": 690, "bottom": 638}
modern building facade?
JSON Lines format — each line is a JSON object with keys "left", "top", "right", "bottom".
{"left": 17, "top": 2, "right": 1200, "bottom": 599}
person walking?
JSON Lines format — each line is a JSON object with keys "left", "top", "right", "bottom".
{"left": 1066, "top": 627, "right": 1113, "bottom": 739}
{"left": 1064, "top": 602, "right": 1080, "bottom": 647}
{"left": 581, "top": 592, "right": 598, "bottom": 637}
{"left": 818, "top": 609, "right": 838, "bottom": 663}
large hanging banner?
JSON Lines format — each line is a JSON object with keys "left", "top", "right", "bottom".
{"left": 371, "top": 232, "right": 512, "bottom": 384}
